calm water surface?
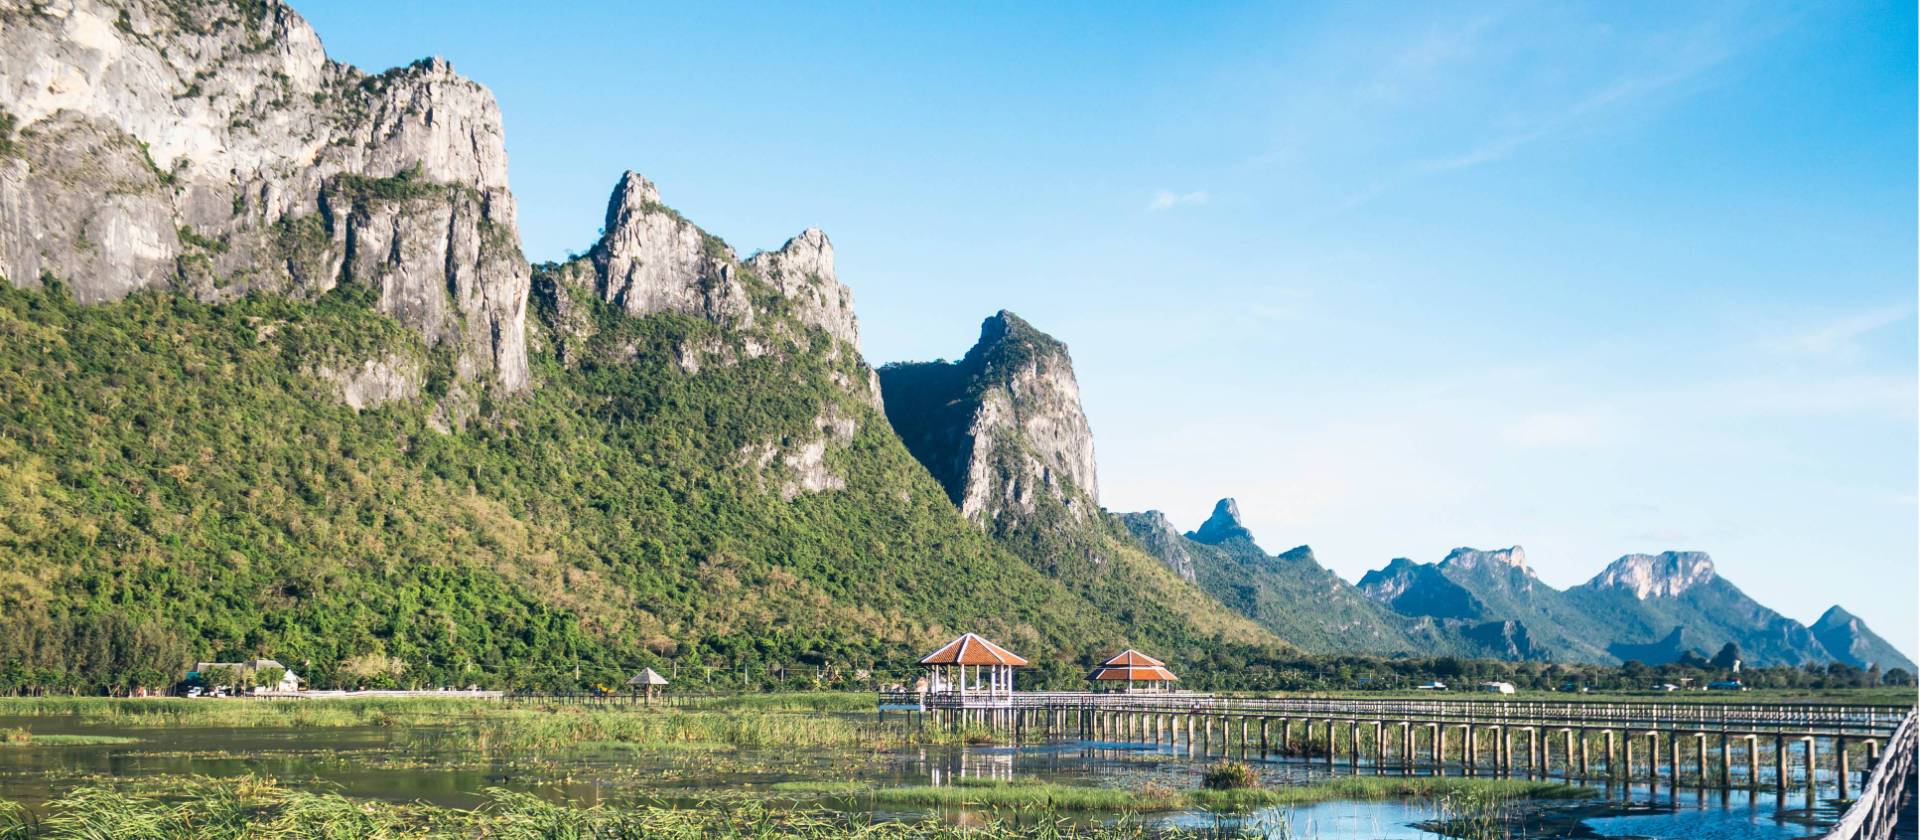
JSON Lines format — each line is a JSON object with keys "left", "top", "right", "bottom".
{"left": 0, "top": 715, "right": 1843, "bottom": 839}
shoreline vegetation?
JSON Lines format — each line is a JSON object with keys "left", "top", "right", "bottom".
{"left": 0, "top": 774, "right": 1593, "bottom": 840}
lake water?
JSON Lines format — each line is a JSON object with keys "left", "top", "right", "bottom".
{"left": 0, "top": 714, "right": 1845, "bottom": 839}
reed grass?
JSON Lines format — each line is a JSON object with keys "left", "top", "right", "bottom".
{"left": 0, "top": 777, "right": 1200, "bottom": 839}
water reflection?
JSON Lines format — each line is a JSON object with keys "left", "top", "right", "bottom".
{"left": 0, "top": 715, "right": 1843, "bottom": 840}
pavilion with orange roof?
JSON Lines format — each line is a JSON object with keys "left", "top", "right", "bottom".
{"left": 1087, "top": 649, "right": 1178, "bottom": 693}
{"left": 919, "top": 633, "right": 1028, "bottom": 701}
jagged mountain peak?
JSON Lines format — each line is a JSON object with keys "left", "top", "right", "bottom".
{"left": 1815, "top": 605, "right": 1856, "bottom": 625}
{"left": 1588, "top": 551, "right": 1716, "bottom": 599}
{"left": 607, "top": 170, "right": 665, "bottom": 218}
{"left": 745, "top": 227, "right": 860, "bottom": 351}
{"left": 1440, "top": 546, "right": 1532, "bottom": 575}
{"left": 1188, "top": 498, "right": 1256, "bottom": 545}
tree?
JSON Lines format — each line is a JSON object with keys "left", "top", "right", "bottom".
{"left": 1883, "top": 668, "right": 1913, "bottom": 687}
{"left": 1709, "top": 642, "right": 1741, "bottom": 671}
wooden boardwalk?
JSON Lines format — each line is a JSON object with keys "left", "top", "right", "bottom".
{"left": 884, "top": 690, "right": 1914, "bottom": 796}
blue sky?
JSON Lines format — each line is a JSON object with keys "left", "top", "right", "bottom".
{"left": 298, "top": 1, "right": 1917, "bottom": 660}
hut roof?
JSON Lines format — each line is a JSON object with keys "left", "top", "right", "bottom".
{"left": 627, "top": 667, "right": 669, "bottom": 686}
{"left": 1097, "top": 649, "right": 1166, "bottom": 668}
{"left": 919, "top": 633, "right": 1029, "bottom": 667}
{"left": 1088, "top": 664, "right": 1179, "bottom": 683}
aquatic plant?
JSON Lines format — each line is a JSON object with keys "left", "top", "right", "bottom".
{"left": 0, "top": 777, "right": 1215, "bottom": 838}
{"left": 1200, "top": 762, "right": 1259, "bottom": 791}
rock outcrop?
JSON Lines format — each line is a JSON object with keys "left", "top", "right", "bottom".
{"left": 1585, "top": 551, "right": 1716, "bottom": 599}
{"left": 588, "top": 171, "right": 753, "bottom": 327}
{"left": 0, "top": 0, "right": 529, "bottom": 391}
{"left": 1440, "top": 546, "right": 1533, "bottom": 576}
{"left": 877, "top": 311, "right": 1098, "bottom": 527}
{"left": 1187, "top": 498, "right": 1256, "bottom": 546}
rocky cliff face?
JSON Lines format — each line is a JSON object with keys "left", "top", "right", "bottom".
{"left": 1117, "top": 511, "right": 1196, "bottom": 582}
{"left": 877, "top": 311, "right": 1098, "bottom": 527}
{"left": 1585, "top": 551, "right": 1716, "bottom": 599}
{"left": 1440, "top": 546, "right": 1533, "bottom": 576}
{"left": 0, "top": 0, "right": 529, "bottom": 393}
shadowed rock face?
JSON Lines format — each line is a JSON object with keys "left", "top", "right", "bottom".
{"left": 0, "top": 0, "right": 529, "bottom": 392}
{"left": 1811, "top": 606, "right": 1918, "bottom": 673}
{"left": 1358, "top": 558, "right": 1487, "bottom": 621}
{"left": 876, "top": 311, "right": 1098, "bottom": 527}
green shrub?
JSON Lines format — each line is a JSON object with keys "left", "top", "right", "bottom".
{"left": 1200, "top": 761, "right": 1259, "bottom": 791}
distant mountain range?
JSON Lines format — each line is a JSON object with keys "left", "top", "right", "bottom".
{"left": 1120, "top": 500, "right": 1913, "bottom": 671}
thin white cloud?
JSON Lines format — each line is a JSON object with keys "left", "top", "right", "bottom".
{"left": 1772, "top": 304, "right": 1914, "bottom": 358}
{"left": 1147, "top": 190, "right": 1209, "bottom": 211}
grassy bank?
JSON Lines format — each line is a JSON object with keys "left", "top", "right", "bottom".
{"left": 0, "top": 696, "right": 918, "bottom": 752}
{"left": 862, "top": 776, "right": 1592, "bottom": 813}
{"left": 0, "top": 777, "right": 1181, "bottom": 840}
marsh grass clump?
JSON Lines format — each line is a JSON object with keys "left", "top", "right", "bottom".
{"left": 1200, "top": 762, "right": 1259, "bottom": 791}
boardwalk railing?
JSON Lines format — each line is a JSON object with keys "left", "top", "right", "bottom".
{"left": 1821, "top": 707, "right": 1917, "bottom": 840}
{"left": 881, "top": 690, "right": 1908, "bottom": 738}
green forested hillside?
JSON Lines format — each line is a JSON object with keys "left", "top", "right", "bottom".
{"left": 0, "top": 278, "right": 1278, "bottom": 693}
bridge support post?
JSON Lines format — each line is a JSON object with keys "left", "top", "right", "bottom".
{"left": 1430, "top": 723, "right": 1442, "bottom": 773}
{"left": 1616, "top": 731, "right": 1628, "bottom": 781}
{"left": 1776, "top": 736, "right": 1789, "bottom": 790}
{"left": 1691, "top": 733, "right": 1705, "bottom": 787}
{"left": 1578, "top": 729, "right": 1590, "bottom": 779}
{"left": 1325, "top": 719, "right": 1337, "bottom": 765}
{"left": 1803, "top": 736, "right": 1816, "bottom": 791}
{"left": 1260, "top": 718, "right": 1269, "bottom": 758}
{"left": 1374, "top": 721, "right": 1385, "bottom": 766}
{"left": 1836, "top": 737, "right": 1849, "bottom": 799}
{"left": 1719, "top": 733, "right": 1730, "bottom": 788}
{"left": 1464, "top": 724, "right": 1477, "bottom": 775}
{"left": 1646, "top": 732, "right": 1659, "bottom": 783}
{"left": 1349, "top": 720, "right": 1361, "bottom": 767}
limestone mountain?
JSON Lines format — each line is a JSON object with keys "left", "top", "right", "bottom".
{"left": 1562, "top": 552, "right": 1836, "bottom": 667}
{"left": 1355, "top": 547, "right": 1896, "bottom": 667}
{"left": 877, "top": 311, "right": 1098, "bottom": 527}
{"left": 1, "top": 0, "right": 529, "bottom": 399}
{"left": 877, "top": 315, "right": 1282, "bottom": 657}
{"left": 1120, "top": 499, "right": 1529, "bottom": 659}
{"left": 1810, "top": 606, "right": 1917, "bottom": 673}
